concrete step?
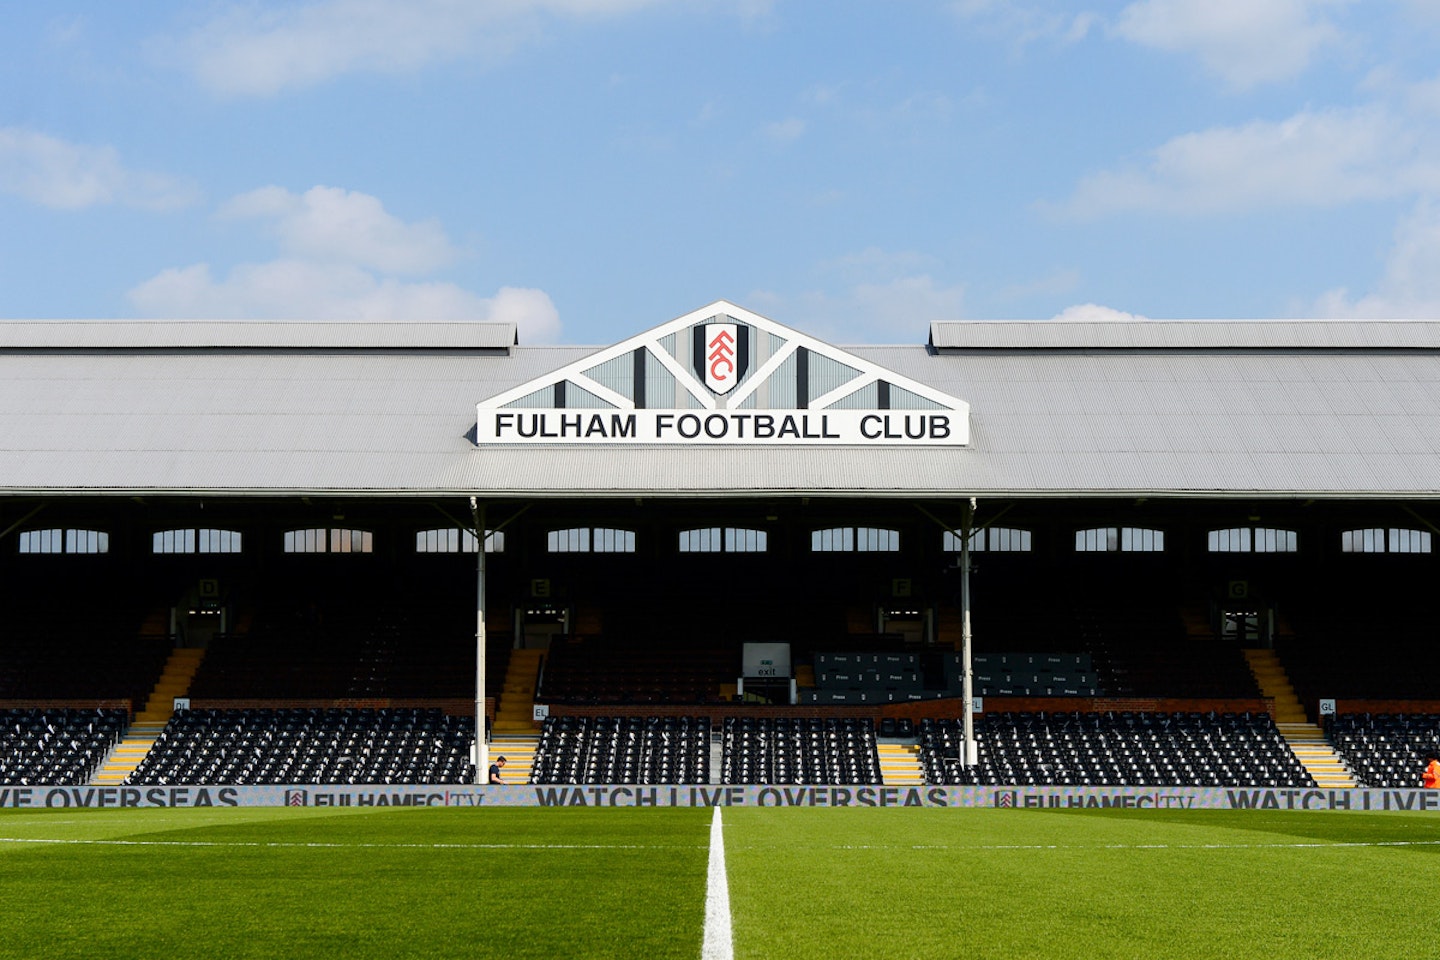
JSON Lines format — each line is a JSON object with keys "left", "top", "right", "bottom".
{"left": 877, "top": 743, "right": 925, "bottom": 786}
{"left": 91, "top": 722, "right": 167, "bottom": 785}
{"left": 1276, "top": 722, "right": 1356, "bottom": 788}
{"left": 485, "top": 736, "right": 539, "bottom": 782}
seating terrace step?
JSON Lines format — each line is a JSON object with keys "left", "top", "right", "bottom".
{"left": 878, "top": 742, "right": 925, "bottom": 786}
{"left": 91, "top": 721, "right": 167, "bottom": 785}
{"left": 486, "top": 735, "right": 539, "bottom": 783}
{"left": 1244, "top": 649, "right": 1308, "bottom": 724}
{"left": 1277, "top": 722, "right": 1356, "bottom": 788}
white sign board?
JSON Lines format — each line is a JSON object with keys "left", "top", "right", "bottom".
{"left": 474, "top": 303, "right": 971, "bottom": 449}
{"left": 742, "top": 643, "right": 791, "bottom": 679}
{"left": 1319, "top": 699, "right": 1335, "bottom": 716}
{"left": 475, "top": 409, "right": 964, "bottom": 446}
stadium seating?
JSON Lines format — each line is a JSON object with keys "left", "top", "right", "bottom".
{"left": 0, "top": 623, "right": 169, "bottom": 708}
{"left": 721, "top": 717, "right": 880, "bottom": 785}
{"left": 124, "top": 707, "right": 474, "bottom": 785}
{"left": 919, "top": 711, "right": 1314, "bottom": 788}
{"left": 530, "top": 715, "right": 710, "bottom": 784}
{"left": 539, "top": 636, "right": 734, "bottom": 705}
{"left": 188, "top": 601, "right": 490, "bottom": 700}
{"left": 0, "top": 708, "right": 127, "bottom": 785}
{"left": 1325, "top": 713, "right": 1440, "bottom": 788}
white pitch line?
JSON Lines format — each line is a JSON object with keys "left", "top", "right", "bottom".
{"left": 825, "top": 839, "right": 1440, "bottom": 852}
{"left": 701, "top": 806, "right": 734, "bottom": 960}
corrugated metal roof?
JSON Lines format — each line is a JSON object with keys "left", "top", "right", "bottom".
{"left": 2, "top": 328, "right": 1440, "bottom": 498}
{"left": 929, "top": 320, "right": 1440, "bottom": 351}
{"left": 0, "top": 321, "right": 518, "bottom": 350}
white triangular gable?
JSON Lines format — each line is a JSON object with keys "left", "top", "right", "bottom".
{"left": 477, "top": 301, "right": 968, "bottom": 446}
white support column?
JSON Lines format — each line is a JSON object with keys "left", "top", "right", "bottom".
{"left": 471, "top": 498, "right": 489, "bottom": 784}
{"left": 960, "top": 498, "right": 978, "bottom": 767}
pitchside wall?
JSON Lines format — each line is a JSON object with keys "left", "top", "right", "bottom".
{"left": 5, "top": 783, "right": 1438, "bottom": 812}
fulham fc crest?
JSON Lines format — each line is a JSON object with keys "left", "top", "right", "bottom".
{"left": 694, "top": 321, "right": 749, "bottom": 395}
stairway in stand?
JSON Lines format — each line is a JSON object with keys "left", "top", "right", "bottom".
{"left": 92, "top": 647, "right": 205, "bottom": 785}
{"left": 493, "top": 649, "right": 543, "bottom": 736}
{"left": 878, "top": 742, "right": 925, "bottom": 786}
{"left": 1277, "top": 722, "right": 1354, "bottom": 789}
{"left": 1243, "top": 649, "right": 1306, "bottom": 724}
{"left": 486, "top": 648, "right": 543, "bottom": 783}
{"left": 486, "top": 735, "right": 539, "bottom": 785}
{"left": 1244, "top": 648, "right": 1354, "bottom": 789}
{"left": 92, "top": 721, "right": 167, "bottom": 786}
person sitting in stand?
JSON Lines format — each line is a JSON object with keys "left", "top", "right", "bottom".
{"left": 488, "top": 755, "right": 507, "bottom": 784}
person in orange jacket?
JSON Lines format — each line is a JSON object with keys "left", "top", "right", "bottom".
{"left": 1424, "top": 754, "right": 1440, "bottom": 790}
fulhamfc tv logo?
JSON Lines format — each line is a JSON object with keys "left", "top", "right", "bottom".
{"left": 285, "top": 790, "right": 308, "bottom": 807}
{"left": 993, "top": 790, "right": 1017, "bottom": 808}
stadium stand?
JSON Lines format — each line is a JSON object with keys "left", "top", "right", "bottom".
{"left": 0, "top": 708, "right": 127, "bottom": 785}
{"left": 188, "top": 598, "right": 486, "bottom": 701}
{"left": 919, "top": 711, "right": 1315, "bottom": 788}
{"left": 123, "top": 707, "right": 474, "bottom": 785}
{"left": 0, "top": 601, "right": 168, "bottom": 708}
{"left": 539, "top": 636, "right": 734, "bottom": 705}
{"left": 1324, "top": 713, "right": 1440, "bottom": 788}
{"left": 530, "top": 715, "right": 710, "bottom": 784}
{"left": 721, "top": 717, "right": 880, "bottom": 785}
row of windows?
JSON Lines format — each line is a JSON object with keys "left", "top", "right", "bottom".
{"left": 15, "top": 524, "right": 1437, "bottom": 557}
{"left": 17, "top": 529, "right": 110, "bottom": 554}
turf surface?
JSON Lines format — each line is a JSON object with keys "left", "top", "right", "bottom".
{"left": 0, "top": 805, "right": 1436, "bottom": 959}
{"left": 724, "top": 807, "right": 1440, "bottom": 960}
{"left": 0, "top": 807, "right": 710, "bottom": 960}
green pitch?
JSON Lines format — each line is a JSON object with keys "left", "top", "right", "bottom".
{"left": 0, "top": 806, "right": 1436, "bottom": 960}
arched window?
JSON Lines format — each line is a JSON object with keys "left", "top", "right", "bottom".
{"left": 18, "top": 528, "right": 109, "bottom": 554}
{"left": 284, "top": 528, "right": 373, "bottom": 554}
{"left": 547, "top": 528, "right": 635, "bottom": 553}
{"left": 679, "top": 527, "right": 768, "bottom": 553}
{"left": 153, "top": 529, "right": 242, "bottom": 554}
{"left": 1076, "top": 527, "right": 1164, "bottom": 552}
{"left": 1208, "top": 527, "right": 1297, "bottom": 553}
{"left": 943, "top": 527, "right": 1032, "bottom": 552}
{"left": 414, "top": 528, "right": 505, "bottom": 553}
{"left": 811, "top": 527, "right": 899, "bottom": 552}
{"left": 1342, "top": 528, "right": 1432, "bottom": 554}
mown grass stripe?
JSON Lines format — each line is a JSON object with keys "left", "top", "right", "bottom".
{"left": 0, "top": 836, "right": 701, "bottom": 851}
{"left": 819, "top": 839, "right": 1440, "bottom": 851}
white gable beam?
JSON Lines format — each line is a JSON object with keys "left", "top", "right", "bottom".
{"left": 567, "top": 373, "right": 633, "bottom": 410}
{"left": 809, "top": 372, "right": 881, "bottom": 411}
{"left": 643, "top": 337, "right": 718, "bottom": 410}
{"left": 725, "top": 340, "right": 800, "bottom": 408}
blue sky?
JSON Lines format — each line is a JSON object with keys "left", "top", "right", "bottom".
{"left": 3, "top": 1, "right": 1440, "bottom": 344}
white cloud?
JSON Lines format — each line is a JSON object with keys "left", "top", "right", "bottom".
{"left": 1114, "top": 0, "right": 1348, "bottom": 89}
{"left": 127, "top": 182, "right": 561, "bottom": 341}
{"left": 747, "top": 273, "right": 966, "bottom": 343}
{"left": 1057, "top": 105, "right": 1440, "bottom": 218}
{"left": 950, "top": 1, "right": 1096, "bottom": 47}
{"left": 0, "top": 127, "right": 197, "bottom": 211}
{"left": 1051, "top": 303, "right": 1149, "bottom": 322}
{"left": 127, "top": 260, "right": 561, "bottom": 340}
{"left": 221, "top": 185, "right": 456, "bottom": 275}
{"left": 1313, "top": 200, "right": 1440, "bottom": 318}
{"left": 168, "top": 0, "right": 748, "bottom": 96}
{"left": 762, "top": 118, "right": 807, "bottom": 143}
